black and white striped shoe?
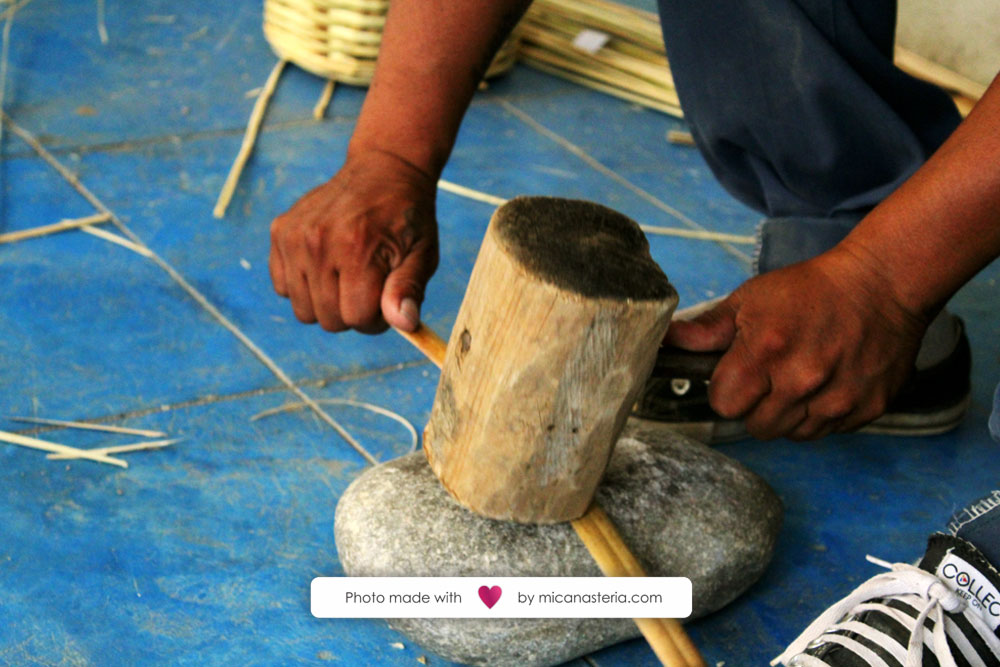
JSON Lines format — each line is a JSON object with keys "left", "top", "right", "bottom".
{"left": 773, "top": 534, "right": 1000, "bottom": 667}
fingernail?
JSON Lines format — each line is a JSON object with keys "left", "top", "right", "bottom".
{"left": 400, "top": 298, "right": 420, "bottom": 329}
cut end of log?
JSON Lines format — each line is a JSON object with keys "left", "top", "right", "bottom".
{"left": 493, "top": 196, "right": 676, "bottom": 302}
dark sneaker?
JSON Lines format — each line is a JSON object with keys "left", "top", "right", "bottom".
{"left": 632, "top": 318, "right": 971, "bottom": 443}
{"left": 773, "top": 534, "right": 1000, "bottom": 666}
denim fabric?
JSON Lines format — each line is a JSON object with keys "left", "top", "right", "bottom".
{"left": 654, "top": 0, "right": 961, "bottom": 219}
{"left": 754, "top": 215, "right": 860, "bottom": 273}
{"left": 991, "top": 384, "right": 1000, "bottom": 444}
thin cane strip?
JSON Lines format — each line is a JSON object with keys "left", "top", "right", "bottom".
{"left": 7, "top": 416, "right": 166, "bottom": 437}
{"left": 0, "top": 430, "right": 127, "bottom": 468}
{"left": 0, "top": 213, "right": 111, "bottom": 244}
{"left": 312, "top": 79, "right": 335, "bottom": 119}
{"left": 0, "top": 0, "right": 36, "bottom": 147}
{"left": 213, "top": 58, "right": 287, "bottom": 218}
{"left": 46, "top": 439, "right": 179, "bottom": 460}
{"left": 437, "top": 180, "right": 508, "bottom": 207}
{"left": 79, "top": 225, "right": 155, "bottom": 257}
{"left": 639, "top": 225, "right": 754, "bottom": 244}
{"left": 250, "top": 398, "right": 418, "bottom": 454}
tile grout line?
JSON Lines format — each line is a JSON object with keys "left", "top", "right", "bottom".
{"left": 498, "top": 98, "right": 753, "bottom": 268}
{"left": 2, "top": 111, "right": 379, "bottom": 466}
{"left": 8, "top": 359, "right": 431, "bottom": 437}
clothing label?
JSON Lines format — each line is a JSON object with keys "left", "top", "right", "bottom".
{"left": 937, "top": 552, "right": 1000, "bottom": 631}
{"left": 572, "top": 29, "right": 610, "bottom": 55}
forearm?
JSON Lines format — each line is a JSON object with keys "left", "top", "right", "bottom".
{"left": 839, "top": 72, "right": 1000, "bottom": 321}
{"left": 348, "top": 0, "right": 532, "bottom": 179}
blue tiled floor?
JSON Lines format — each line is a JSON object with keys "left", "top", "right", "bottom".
{"left": 2, "top": 1, "right": 998, "bottom": 665}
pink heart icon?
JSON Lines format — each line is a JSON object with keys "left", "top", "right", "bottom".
{"left": 478, "top": 585, "right": 502, "bottom": 609}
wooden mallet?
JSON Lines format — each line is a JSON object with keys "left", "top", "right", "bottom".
{"left": 397, "top": 196, "right": 705, "bottom": 667}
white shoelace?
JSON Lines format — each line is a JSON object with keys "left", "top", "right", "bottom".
{"left": 771, "top": 555, "right": 993, "bottom": 667}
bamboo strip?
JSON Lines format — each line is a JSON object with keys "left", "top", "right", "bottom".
{"left": 521, "top": 56, "right": 682, "bottom": 117}
{"left": 667, "top": 130, "right": 695, "bottom": 146}
{"left": 7, "top": 416, "right": 166, "bottom": 437}
{"left": 0, "top": 213, "right": 111, "bottom": 245}
{"left": 46, "top": 438, "right": 179, "bottom": 460}
{"left": 213, "top": 59, "right": 287, "bottom": 219}
{"left": 96, "top": 0, "right": 107, "bottom": 44}
{"left": 572, "top": 504, "right": 706, "bottom": 667}
{"left": 521, "top": 44, "right": 680, "bottom": 107}
{"left": 0, "top": 430, "right": 127, "bottom": 468}
{"left": 525, "top": 0, "right": 662, "bottom": 51}
{"left": 437, "top": 180, "right": 507, "bottom": 207}
{"left": 639, "top": 225, "right": 754, "bottom": 245}
{"left": 312, "top": 79, "right": 336, "bottom": 119}
{"left": 518, "top": 21, "right": 672, "bottom": 86}
{"left": 393, "top": 323, "right": 448, "bottom": 370}
{"left": 250, "top": 399, "right": 418, "bottom": 454}
{"left": 80, "top": 224, "right": 154, "bottom": 257}
{"left": 0, "top": 0, "right": 35, "bottom": 148}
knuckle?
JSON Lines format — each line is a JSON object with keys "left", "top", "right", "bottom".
{"left": 754, "top": 329, "right": 789, "bottom": 358}
{"left": 788, "top": 366, "right": 827, "bottom": 396}
{"left": 304, "top": 224, "right": 325, "bottom": 257}
{"left": 812, "top": 394, "right": 853, "bottom": 420}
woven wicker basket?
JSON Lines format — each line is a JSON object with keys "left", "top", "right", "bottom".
{"left": 263, "top": 0, "right": 520, "bottom": 85}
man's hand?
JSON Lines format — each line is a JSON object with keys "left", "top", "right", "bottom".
{"left": 665, "top": 248, "right": 930, "bottom": 440}
{"left": 269, "top": 150, "right": 439, "bottom": 334}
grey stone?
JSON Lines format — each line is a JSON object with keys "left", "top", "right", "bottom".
{"left": 334, "top": 423, "right": 783, "bottom": 667}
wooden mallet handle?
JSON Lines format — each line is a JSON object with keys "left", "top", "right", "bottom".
{"left": 396, "top": 323, "right": 706, "bottom": 667}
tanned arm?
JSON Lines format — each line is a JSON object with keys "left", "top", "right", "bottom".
{"left": 269, "top": 1, "right": 531, "bottom": 333}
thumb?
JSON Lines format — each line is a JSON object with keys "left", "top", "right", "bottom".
{"left": 664, "top": 294, "right": 740, "bottom": 351}
{"left": 381, "top": 249, "right": 435, "bottom": 332}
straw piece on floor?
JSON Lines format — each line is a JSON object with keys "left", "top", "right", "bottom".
{"left": 639, "top": 225, "right": 754, "bottom": 244}
{"left": 0, "top": 212, "right": 111, "bottom": 245}
{"left": 312, "top": 78, "right": 335, "bottom": 120}
{"left": 79, "top": 225, "right": 155, "bottom": 257}
{"left": 0, "top": 0, "right": 35, "bottom": 148}
{"left": 0, "top": 430, "right": 127, "bottom": 468}
{"left": 96, "top": 0, "right": 107, "bottom": 44}
{"left": 437, "top": 179, "right": 508, "bottom": 207}
{"left": 213, "top": 58, "right": 287, "bottom": 219}
{"left": 46, "top": 438, "right": 179, "bottom": 460}
{"left": 7, "top": 416, "right": 166, "bottom": 437}
{"left": 667, "top": 129, "right": 695, "bottom": 146}
{"left": 250, "top": 398, "right": 418, "bottom": 454}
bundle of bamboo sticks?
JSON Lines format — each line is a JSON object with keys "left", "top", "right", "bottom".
{"left": 515, "top": 0, "right": 682, "bottom": 117}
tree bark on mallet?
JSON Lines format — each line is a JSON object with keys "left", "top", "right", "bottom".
{"left": 424, "top": 197, "right": 678, "bottom": 523}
